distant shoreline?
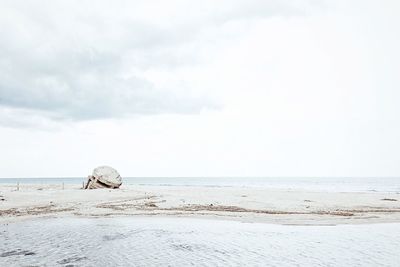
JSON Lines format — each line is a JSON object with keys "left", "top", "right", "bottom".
{"left": 1, "top": 177, "right": 399, "bottom": 193}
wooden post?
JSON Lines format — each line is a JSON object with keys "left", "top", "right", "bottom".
{"left": 62, "top": 182, "right": 64, "bottom": 190}
{"left": 82, "top": 181, "right": 84, "bottom": 189}
{"left": 17, "top": 182, "right": 19, "bottom": 191}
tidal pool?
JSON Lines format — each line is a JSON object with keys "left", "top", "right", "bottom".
{"left": 1, "top": 217, "right": 399, "bottom": 266}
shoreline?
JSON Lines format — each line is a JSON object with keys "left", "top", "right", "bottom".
{"left": 1, "top": 184, "right": 400, "bottom": 225}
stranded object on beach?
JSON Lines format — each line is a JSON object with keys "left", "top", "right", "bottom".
{"left": 84, "top": 166, "right": 122, "bottom": 189}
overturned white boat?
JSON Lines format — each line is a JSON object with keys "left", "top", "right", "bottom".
{"left": 85, "top": 166, "right": 122, "bottom": 189}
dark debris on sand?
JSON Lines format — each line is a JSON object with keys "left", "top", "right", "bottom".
{"left": 0, "top": 249, "right": 36, "bottom": 257}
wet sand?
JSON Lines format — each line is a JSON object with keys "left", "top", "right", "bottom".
{"left": 1, "top": 184, "right": 400, "bottom": 225}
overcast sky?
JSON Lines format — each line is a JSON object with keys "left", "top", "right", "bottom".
{"left": 1, "top": 0, "right": 399, "bottom": 178}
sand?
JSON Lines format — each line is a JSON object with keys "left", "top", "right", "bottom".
{"left": 1, "top": 184, "right": 400, "bottom": 225}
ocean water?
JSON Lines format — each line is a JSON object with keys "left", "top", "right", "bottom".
{"left": 0, "top": 217, "right": 399, "bottom": 267}
{"left": 0, "top": 177, "right": 399, "bottom": 193}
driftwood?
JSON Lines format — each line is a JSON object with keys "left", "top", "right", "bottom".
{"left": 85, "top": 166, "right": 122, "bottom": 189}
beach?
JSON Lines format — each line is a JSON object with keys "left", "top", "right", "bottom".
{"left": 2, "top": 181, "right": 400, "bottom": 266}
{"left": 1, "top": 183, "right": 399, "bottom": 225}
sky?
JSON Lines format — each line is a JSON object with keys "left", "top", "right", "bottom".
{"left": 0, "top": 0, "right": 399, "bottom": 178}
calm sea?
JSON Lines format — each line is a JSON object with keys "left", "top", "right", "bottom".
{"left": 0, "top": 177, "right": 399, "bottom": 193}
{"left": 1, "top": 217, "right": 399, "bottom": 266}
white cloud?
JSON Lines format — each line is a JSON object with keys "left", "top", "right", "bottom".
{"left": 1, "top": 0, "right": 400, "bottom": 177}
{"left": 0, "top": 0, "right": 315, "bottom": 125}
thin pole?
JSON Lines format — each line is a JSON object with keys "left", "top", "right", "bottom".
{"left": 17, "top": 182, "right": 19, "bottom": 191}
{"left": 62, "top": 182, "right": 64, "bottom": 190}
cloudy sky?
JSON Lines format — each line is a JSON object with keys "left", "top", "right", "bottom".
{"left": 0, "top": 0, "right": 399, "bottom": 178}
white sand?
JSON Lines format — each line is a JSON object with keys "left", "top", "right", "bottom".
{"left": 1, "top": 184, "right": 400, "bottom": 224}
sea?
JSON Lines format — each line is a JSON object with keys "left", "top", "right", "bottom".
{"left": 0, "top": 176, "right": 399, "bottom": 193}
{"left": 0, "top": 218, "right": 399, "bottom": 267}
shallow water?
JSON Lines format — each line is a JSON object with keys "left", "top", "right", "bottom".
{"left": 1, "top": 177, "right": 400, "bottom": 193}
{"left": 1, "top": 218, "right": 399, "bottom": 266}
